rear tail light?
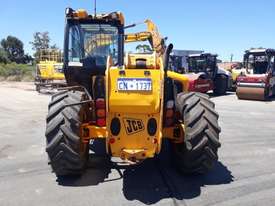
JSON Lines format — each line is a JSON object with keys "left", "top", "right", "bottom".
{"left": 96, "top": 98, "right": 105, "bottom": 109}
{"left": 95, "top": 98, "right": 106, "bottom": 126}
{"left": 166, "top": 109, "right": 174, "bottom": 118}
{"left": 164, "top": 100, "right": 175, "bottom": 127}
{"left": 97, "top": 118, "right": 106, "bottom": 127}
{"left": 96, "top": 109, "right": 106, "bottom": 118}
{"left": 109, "top": 137, "right": 116, "bottom": 144}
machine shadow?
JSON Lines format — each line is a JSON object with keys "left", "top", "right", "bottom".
{"left": 122, "top": 160, "right": 233, "bottom": 205}
{"left": 122, "top": 140, "right": 233, "bottom": 204}
{"left": 208, "top": 91, "right": 235, "bottom": 98}
{"left": 38, "top": 90, "right": 58, "bottom": 96}
{"left": 57, "top": 140, "right": 233, "bottom": 205}
{"left": 268, "top": 96, "right": 275, "bottom": 101}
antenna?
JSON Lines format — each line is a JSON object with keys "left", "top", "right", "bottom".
{"left": 94, "top": 0, "right": 97, "bottom": 16}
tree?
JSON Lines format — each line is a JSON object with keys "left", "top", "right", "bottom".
{"left": 23, "top": 54, "right": 34, "bottom": 64}
{"left": 0, "top": 47, "right": 10, "bottom": 64}
{"left": 30, "top": 32, "right": 50, "bottom": 51}
{"left": 50, "top": 44, "right": 59, "bottom": 50}
{"left": 29, "top": 32, "right": 51, "bottom": 60}
{"left": 1, "top": 36, "right": 25, "bottom": 63}
{"left": 136, "top": 44, "right": 152, "bottom": 53}
{"left": 30, "top": 32, "right": 59, "bottom": 61}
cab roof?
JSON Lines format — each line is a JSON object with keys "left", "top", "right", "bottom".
{"left": 188, "top": 53, "right": 218, "bottom": 58}
{"left": 245, "top": 48, "right": 275, "bottom": 55}
{"left": 65, "top": 8, "right": 125, "bottom": 25}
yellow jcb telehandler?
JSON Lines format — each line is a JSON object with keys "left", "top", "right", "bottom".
{"left": 45, "top": 8, "right": 221, "bottom": 176}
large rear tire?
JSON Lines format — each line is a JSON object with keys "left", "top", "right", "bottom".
{"left": 45, "top": 90, "right": 89, "bottom": 176}
{"left": 173, "top": 92, "right": 221, "bottom": 174}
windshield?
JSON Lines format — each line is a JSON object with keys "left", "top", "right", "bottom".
{"left": 188, "top": 56, "right": 216, "bottom": 75}
{"left": 189, "top": 58, "right": 207, "bottom": 73}
{"left": 245, "top": 54, "right": 269, "bottom": 74}
{"left": 68, "top": 23, "right": 119, "bottom": 66}
{"left": 170, "top": 55, "right": 184, "bottom": 73}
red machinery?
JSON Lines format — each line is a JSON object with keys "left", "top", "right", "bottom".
{"left": 185, "top": 53, "right": 232, "bottom": 95}
{"left": 236, "top": 48, "right": 275, "bottom": 100}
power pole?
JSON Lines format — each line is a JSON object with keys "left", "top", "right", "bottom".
{"left": 230, "top": 54, "right": 233, "bottom": 62}
{"left": 94, "top": 0, "right": 97, "bottom": 16}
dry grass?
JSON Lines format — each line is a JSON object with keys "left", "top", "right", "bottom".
{"left": 0, "top": 63, "right": 35, "bottom": 81}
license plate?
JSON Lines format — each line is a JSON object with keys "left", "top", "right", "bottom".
{"left": 117, "top": 78, "right": 152, "bottom": 91}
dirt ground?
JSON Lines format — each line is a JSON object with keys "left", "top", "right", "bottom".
{"left": 0, "top": 82, "right": 275, "bottom": 206}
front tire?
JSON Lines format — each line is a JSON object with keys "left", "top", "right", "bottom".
{"left": 173, "top": 92, "right": 221, "bottom": 174}
{"left": 35, "top": 84, "right": 41, "bottom": 93}
{"left": 45, "top": 90, "right": 89, "bottom": 176}
{"left": 213, "top": 74, "right": 228, "bottom": 95}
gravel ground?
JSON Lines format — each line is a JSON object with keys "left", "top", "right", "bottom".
{"left": 0, "top": 82, "right": 275, "bottom": 206}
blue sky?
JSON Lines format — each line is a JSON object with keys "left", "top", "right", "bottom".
{"left": 0, "top": 0, "right": 274, "bottom": 61}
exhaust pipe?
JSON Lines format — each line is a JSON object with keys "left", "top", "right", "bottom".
{"left": 164, "top": 44, "right": 173, "bottom": 76}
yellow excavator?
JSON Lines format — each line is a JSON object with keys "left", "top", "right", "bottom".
{"left": 35, "top": 49, "right": 66, "bottom": 92}
{"left": 45, "top": 8, "right": 221, "bottom": 176}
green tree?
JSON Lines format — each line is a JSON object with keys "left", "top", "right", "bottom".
{"left": 30, "top": 32, "right": 59, "bottom": 61}
{"left": 23, "top": 54, "right": 34, "bottom": 64}
{"left": 50, "top": 44, "right": 59, "bottom": 50}
{"left": 136, "top": 44, "right": 152, "bottom": 53}
{"left": 30, "top": 32, "right": 50, "bottom": 50}
{"left": 1, "top": 36, "right": 25, "bottom": 63}
{"left": 29, "top": 32, "right": 51, "bottom": 60}
{"left": 0, "top": 47, "right": 10, "bottom": 64}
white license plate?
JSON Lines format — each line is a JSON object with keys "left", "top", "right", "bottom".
{"left": 117, "top": 78, "right": 152, "bottom": 91}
